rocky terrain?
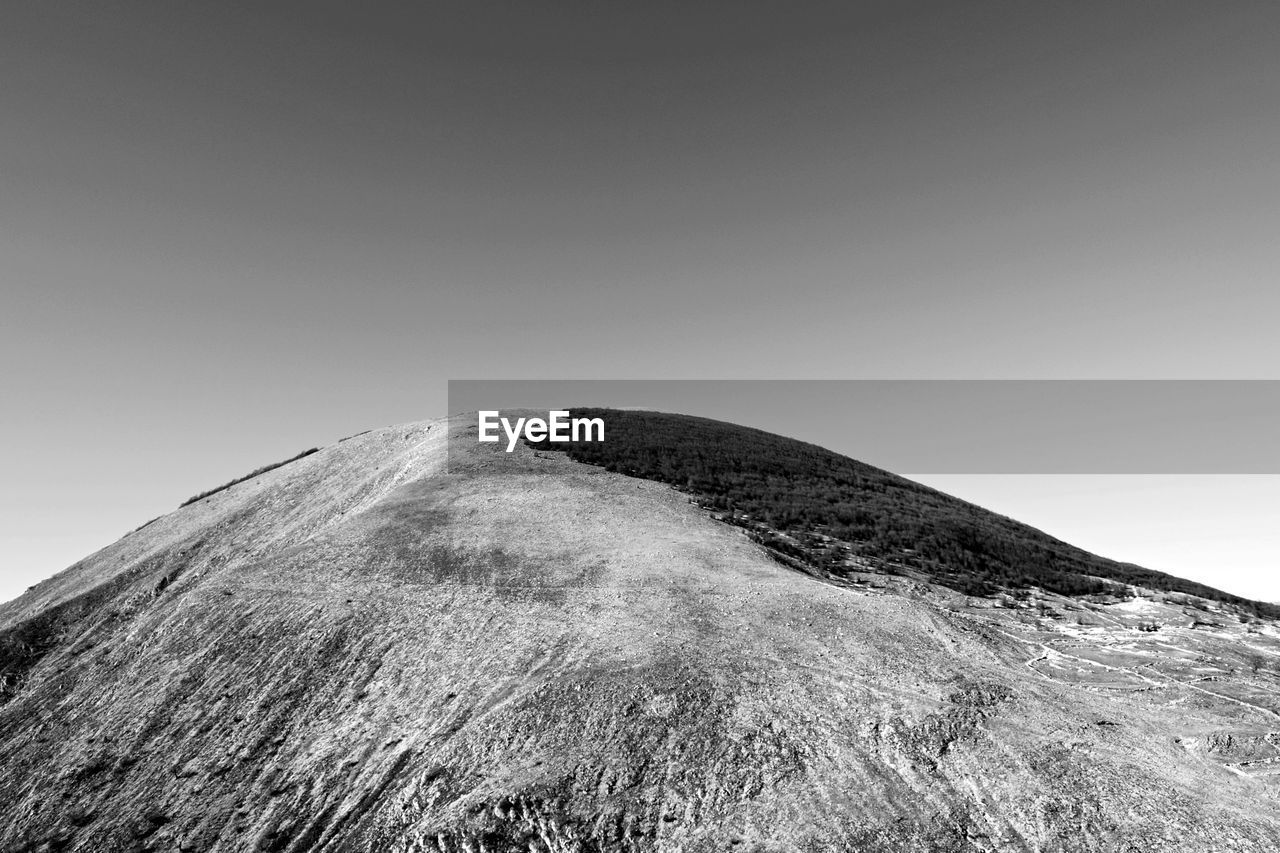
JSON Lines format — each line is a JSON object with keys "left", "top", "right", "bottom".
{"left": 2, "top": 415, "right": 1278, "bottom": 851}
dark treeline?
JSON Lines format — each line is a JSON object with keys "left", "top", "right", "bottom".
{"left": 178, "top": 448, "right": 319, "bottom": 508}
{"left": 526, "top": 409, "right": 1279, "bottom": 618}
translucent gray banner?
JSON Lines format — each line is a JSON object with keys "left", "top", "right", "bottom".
{"left": 447, "top": 380, "right": 1280, "bottom": 474}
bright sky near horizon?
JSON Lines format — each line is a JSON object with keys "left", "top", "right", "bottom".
{"left": 4, "top": 2, "right": 1280, "bottom": 603}
{"left": 908, "top": 475, "right": 1280, "bottom": 603}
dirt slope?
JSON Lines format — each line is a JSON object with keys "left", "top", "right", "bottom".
{"left": 1, "top": 417, "right": 1277, "bottom": 852}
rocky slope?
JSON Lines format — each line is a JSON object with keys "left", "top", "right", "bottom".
{"left": 1, "top": 417, "right": 1278, "bottom": 852}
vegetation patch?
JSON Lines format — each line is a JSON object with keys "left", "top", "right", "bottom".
{"left": 178, "top": 448, "right": 319, "bottom": 508}
{"left": 525, "top": 409, "right": 1279, "bottom": 617}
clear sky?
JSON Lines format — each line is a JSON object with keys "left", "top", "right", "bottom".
{"left": 4, "top": 2, "right": 1279, "bottom": 603}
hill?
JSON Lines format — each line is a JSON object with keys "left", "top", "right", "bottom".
{"left": 1, "top": 415, "right": 1278, "bottom": 851}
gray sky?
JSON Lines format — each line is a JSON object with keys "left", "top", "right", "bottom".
{"left": 4, "top": 2, "right": 1280, "bottom": 602}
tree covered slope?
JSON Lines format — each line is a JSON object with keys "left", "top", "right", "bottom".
{"left": 527, "top": 409, "right": 1278, "bottom": 617}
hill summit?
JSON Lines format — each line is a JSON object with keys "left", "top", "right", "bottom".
{"left": 2, "top": 414, "right": 1278, "bottom": 852}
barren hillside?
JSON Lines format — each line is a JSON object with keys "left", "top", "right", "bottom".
{"left": 2, "top": 416, "right": 1278, "bottom": 852}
